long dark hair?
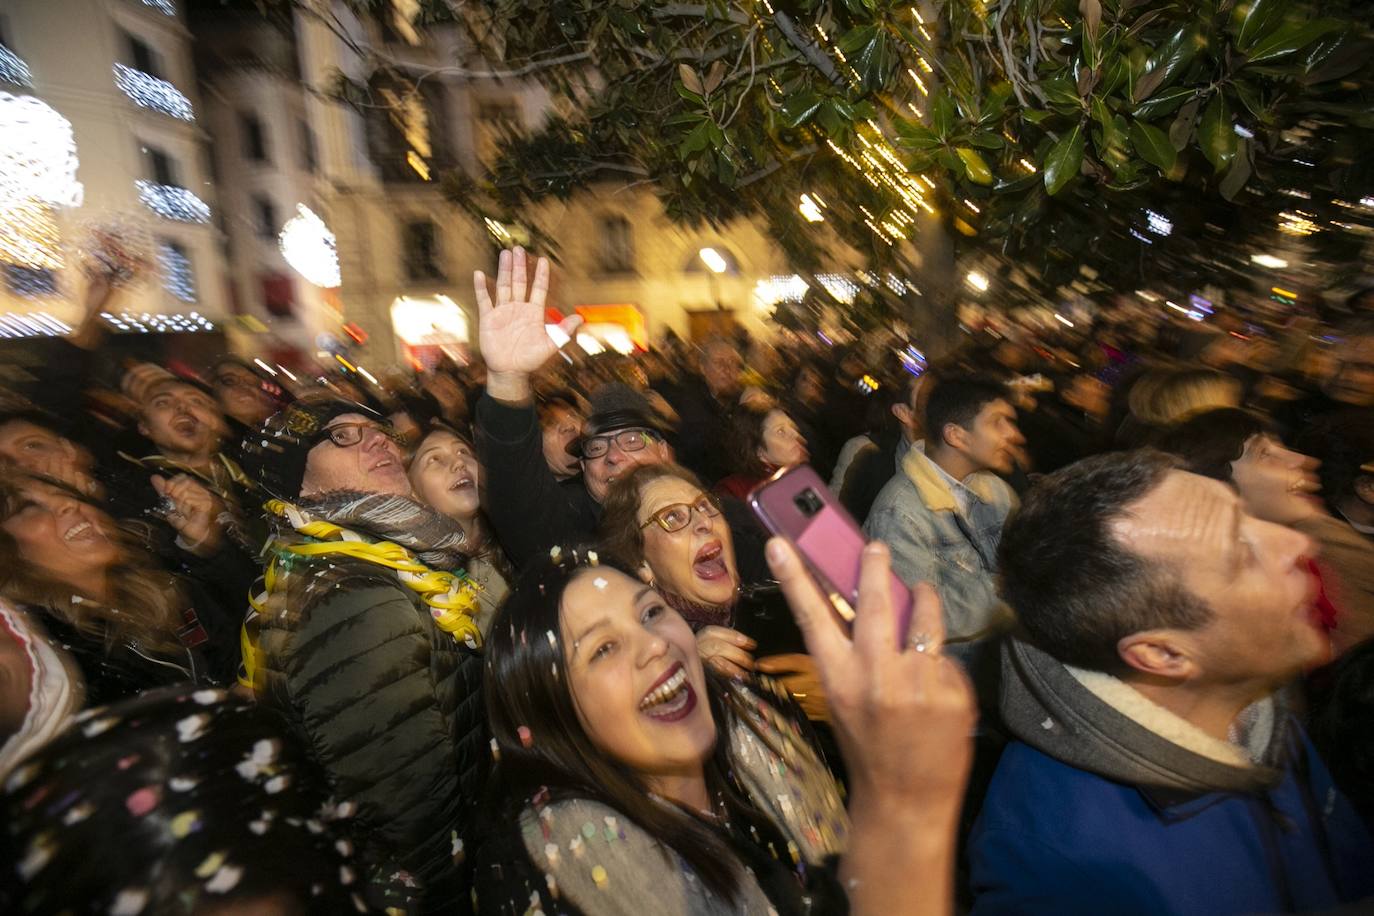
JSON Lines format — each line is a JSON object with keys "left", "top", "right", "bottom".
{"left": 1154, "top": 407, "right": 1276, "bottom": 482}
{"left": 482, "top": 547, "right": 775, "bottom": 903}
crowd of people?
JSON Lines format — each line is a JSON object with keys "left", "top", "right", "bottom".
{"left": 0, "top": 245, "right": 1371, "bottom": 914}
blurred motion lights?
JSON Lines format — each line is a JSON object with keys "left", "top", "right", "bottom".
{"left": 136, "top": 180, "right": 210, "bottom": 223}
{"left": 0, "top": 45, "right": 34, "bottom": 87}
{"left": 1145, "top": 210, "right": 1173, "bottom": 237}
{"left": 798, "top": 194, "right": 825, "bottom": 223}
{"left": 1250, "top": 253, "right": 1288, "bottom": 269}
{"left": 698, "top": 247, "right": 727, "bottom": 274}
{"left": 279, "top": 204, "right": 341, "bottom": 288}
{"left": 113, "top": 64, "right": 195, "bottom": 121}
{"left": 966, "top": 271, "right": 989, "bottom": 293}
{"left": 0, "top": 93, "right": 83, "bottom": 269}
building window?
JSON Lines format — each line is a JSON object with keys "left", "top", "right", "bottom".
{"left": 364, "top": 76, "right": 451, "bottom": 182}
{"left": 261, "top": 272, "right": 295, "bottom": 317}
{"left": 476, "top": 100, "right": 520, "bottom": 163}
{"left": 157, "top": 239, "right": 196, "bottom": 302}
{"left": 299, "top": 120, "right": 317, "bottom": 172}
{"left": 143, "top": 144, "right": 178, "bottom": 186}
{"left": 125, "top": 31, "right": 160, "bottom": 78}
{"left": 600, "top": 215, "right": 635, "bottom": 274}
{"left": 2, "top": 263, "right": 58, "bottom": 298}
{"left": 404, "top": 219, "right": 443, "bottom": 280}
{"left": 240, "top": 112, "right": 269, "bottom": 162}
{"left": 252, "top": 195, "right": 277, "bottom": 239}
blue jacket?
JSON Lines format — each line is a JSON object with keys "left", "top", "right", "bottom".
{"left": 863, "top": 443, "right": 1016, "bottom": 641}
{"left": 971, "top": 640, "right": 1374, "bottom": 915}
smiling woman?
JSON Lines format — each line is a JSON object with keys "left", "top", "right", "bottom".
{"left": 0, "top": 473, "right": 235, "bottom": 703}
{"left": 474, "top": 548, "right": 850, "bottom": 916}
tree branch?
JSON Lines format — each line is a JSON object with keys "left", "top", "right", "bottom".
{"left": 771, "top": 10, "right": 846, "bottom": 87}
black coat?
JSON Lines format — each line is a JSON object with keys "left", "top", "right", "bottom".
{"left": 475, "top": 393, "right": 772, "bottom": 582}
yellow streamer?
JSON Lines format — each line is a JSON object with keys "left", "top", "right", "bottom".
{"left": 238, "top": 500, "right": 482, "bottom": 690}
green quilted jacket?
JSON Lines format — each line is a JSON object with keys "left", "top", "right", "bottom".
{"left": 254, "top": 556, "right": 487, "bottom": 911}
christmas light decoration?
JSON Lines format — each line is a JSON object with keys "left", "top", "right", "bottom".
{"left": 0, "top": 45, "right": 34, "bottom": 87}
{"left": 157, "top": 240, "right": 196, "bottom": 302}
{"left": 817, "top": 274, "right": 859, "bottom": 303}
{"left": 99, "top": 310, "right": 214, "bottom": 333}
{"left": 136, "top": 179, "right": 211, "bottom": 223}
{"left": 1145, "top": 210, "right": 1173, "bottom": 237}
{"left": 278, "top": 204, "right": 341, "bottom": 288}
{"left": 0, "top": 310, "right": 70, "bottom": 337}
{"left": 113, "top": 64, "right": 195, "bottom": 121}
{"left": 0, "top": 92, "right": 83, "bottom": 269}
{"left": 142, "top": 0, "right": 176, "bottom": 14}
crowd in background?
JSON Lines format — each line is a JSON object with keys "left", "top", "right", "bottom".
{"left": 0, "top": 247, "right": 1371, "bottom": 914}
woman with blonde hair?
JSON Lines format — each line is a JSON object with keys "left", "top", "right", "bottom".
{"left": 1117, "top": 366, "right": 1242, "bottom": 447}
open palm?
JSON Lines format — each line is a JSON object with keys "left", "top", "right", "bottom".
{"left": 474, "top": 248, "right": 581, "bottom": 375}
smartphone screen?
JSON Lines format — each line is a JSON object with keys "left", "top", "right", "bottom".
{"left": 748, "top": 465, "right": 913, "bottom": 639}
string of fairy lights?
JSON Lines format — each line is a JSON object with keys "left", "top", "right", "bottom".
{"left": 740, "top": 0, "right": 941, "bottom": 247}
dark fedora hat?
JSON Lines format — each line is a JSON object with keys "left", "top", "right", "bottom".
{"left": 566, "top": 383, "right": 672, "bottom": 457}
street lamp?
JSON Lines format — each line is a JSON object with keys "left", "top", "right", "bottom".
{"left": 699, "top": 247, "right": 727, "bottom": 309}
{"left": 966, "top": 270, "right": 989, "bottom": 293}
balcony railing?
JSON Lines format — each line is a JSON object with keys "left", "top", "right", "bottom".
{"left": 114, "top": 64, "right": 195, "bottom": 121}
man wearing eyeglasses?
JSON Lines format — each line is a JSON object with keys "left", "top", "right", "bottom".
{"left": 473, "top": 248, "right": 768, "bottom": 580}
{"left": 238, "top": 396, "right": 487, "bottom": 913}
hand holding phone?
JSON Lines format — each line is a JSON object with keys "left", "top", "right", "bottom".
{"left": 747, "top": 465, "right": 912, "bottom": 640}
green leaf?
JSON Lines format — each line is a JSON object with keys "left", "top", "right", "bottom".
{"left": 1022, "top": 109, "right": 1053, "bottom": 124}
{"left": 957, "top": 148, "right": 994, "bottom": 185}
{"left": 1231, "top": 0, "right": 1284, "bottom": 50}
{"left": 1169, "top": 97, "right": 1201, "bottom": 150}
{"left": 969, "top": 131, "right": 1005, "bottom": 150}
{"left": 1134, "top": 27, "right": 1200, "bottom": 102}
{"left": 780, "top": 91, "right": 823, "bottom": 128}
{"left": 1218, "top": 138, "right": 1252, "bottom": 200}
{"left": 1246, "top": 19, "right": 1344, "bottom": 64}
{"left": 1132, "top": 86, "right": 1195, "bottom": 121}
{"left": 1129, "top": 119, "right": 1177, "bottom": 172}
{"left": 1198, "top": 94, "right": 1238, "bottom": 172}
{"left": 1044, "top": 123, "right": 1085, "bottom": 195}
{"left": 1040, "top": 75, "right": 1083, "bottom": 109}
{"left": 981, "top": 83, "right": 1014, "bottom": 123}
{"left": 679, "top": 122, "right": 712, "bottom": 156}
{"left": 894, "top": 120, "right": 942, "bottom": 150}
{"left": 838, "top": 24, "right": 898, "bottom": 92}
{"left": 817, "top": 100, "right": 844, "bottom": 135}
{"left": 930, "top": 92, "right": 956, "bottom": 139}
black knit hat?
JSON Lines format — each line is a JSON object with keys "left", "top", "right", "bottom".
{"left": 566, "top": 383, "right": 672, "bottom": 457}
{"left": 239, "top": 395, "right": 385, "bottom": 500}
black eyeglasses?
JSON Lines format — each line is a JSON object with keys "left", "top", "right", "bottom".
{"left": 582, "top": 428, "right": 656, "bottom": 460}
{"left": 640, "top": 493, "right": 721, "bottom": 533}
{"left": 314, "top": 421, "right": 399, "bottom": 448}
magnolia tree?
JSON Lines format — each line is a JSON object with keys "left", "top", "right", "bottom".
{"left": 319, "top": 0, "right": 1373, "bottom": 332}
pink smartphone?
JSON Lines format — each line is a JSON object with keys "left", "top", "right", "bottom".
{"left": 748, "top": 465, "right": 913, "bottom": 638}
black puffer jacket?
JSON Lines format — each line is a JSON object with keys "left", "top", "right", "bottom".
{"left": 254, "top": 557, "right": 487, "bottom": 912}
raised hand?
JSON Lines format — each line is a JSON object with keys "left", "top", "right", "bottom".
{"left": 152, "top": 473, "right": 224, "bottom": 557}
{"left": 473, "top": 248, "right": 582, "bottom": 403}
{"left": 767, "top": 537, "right": 974, "bottom": 806}
{"left": 767, "top": 537, "right": 975, "bottom": 916}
